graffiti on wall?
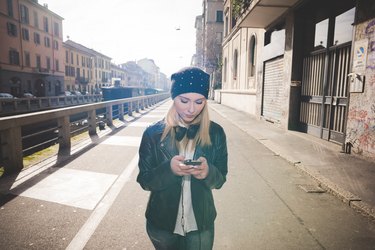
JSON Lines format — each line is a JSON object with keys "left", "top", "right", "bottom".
{"left": 365, "top": 21, "right": 375, "bottom": 71}
{"left": 346, "top": 106, "right": 375, "bottom": 155}
{"left": 347, "top": 19, "right": 375, "bottom": 157}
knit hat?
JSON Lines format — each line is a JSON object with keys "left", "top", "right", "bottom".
{"left": 170, "top": 67, "right": 210, "bottom": 99}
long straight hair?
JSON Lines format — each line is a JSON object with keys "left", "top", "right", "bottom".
{"left": 161, "top": 102, "right": 211, "bottom": 146}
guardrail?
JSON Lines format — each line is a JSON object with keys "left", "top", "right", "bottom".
{"left": 0, "top": 94, "right": 103, "bottom": 116}
{"left": 0, "top": 93, "right": 169, "bottom": 175}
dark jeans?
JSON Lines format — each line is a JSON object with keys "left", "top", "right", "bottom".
{"left": 146, "top": 221, "right": 214, "bottom": 250}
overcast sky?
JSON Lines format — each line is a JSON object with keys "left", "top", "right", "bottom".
{"left": 42, "top": 0, "right": 203, "bottom": 77}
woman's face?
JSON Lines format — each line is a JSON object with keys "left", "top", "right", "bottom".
{"left": 174, "top": 93, "right": 206, "bottom": 124}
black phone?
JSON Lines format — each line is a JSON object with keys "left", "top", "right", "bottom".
{"left": 183, "top": 159, "right": 202, "bottom": 167}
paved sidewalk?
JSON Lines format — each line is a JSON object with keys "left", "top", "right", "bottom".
{"left": 209, "top": 101, "right": 375, "bottom": 221}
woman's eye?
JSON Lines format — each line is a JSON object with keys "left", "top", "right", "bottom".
{"left": 180, "top": 98, "right": 188, "bottom": 104}
{"left": 195, "top": 100, "right": 203, "bottom": 105}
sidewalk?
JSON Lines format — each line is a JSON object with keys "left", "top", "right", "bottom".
{"left": 209, "top": 101, "right": 375, "bottom": 221}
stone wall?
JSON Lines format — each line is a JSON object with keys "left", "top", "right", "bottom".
{"left": 346, "top": 18, "right": 375, "bottom": 159}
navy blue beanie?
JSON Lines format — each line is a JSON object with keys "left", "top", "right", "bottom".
{"left": 170, "top": 67, "right": 210, "bottom": 99}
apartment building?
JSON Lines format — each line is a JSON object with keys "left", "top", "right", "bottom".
{"left": 0, "top": 0, "right": 64, "bottom": 97}
{"left": 111, "top": 63, "right": 128, "bottom": 87}
{"left": 63, "top": 40, "right": 95, "bottom": 94}
{"left": 63, "top": 40, "right": 111, "bottom": 94}
{"left": 194, "top": 0, "right": 224, "bottom": 98}
{"left": 221, "top": 0, "right": 375, "bottom": 159}
{"left": 219, "top": 0, "right": 264, "bottom": 114}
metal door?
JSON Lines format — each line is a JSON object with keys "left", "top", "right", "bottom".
{"left": 299, "top": 43, "right": 351, "bottom": 144}
{"left": 262, "top": 57, "right": 284, "bottom": 123}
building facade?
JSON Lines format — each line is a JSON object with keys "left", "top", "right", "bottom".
{"left": 111, "top": 63, "right": 128, "bottom": 87}
{"left": 0, "top": 0, "right": 64, "bottom": 97}
{"left": 221, "top": 0, "right": 375, "bottom": 159}
{"left": 219, "top": 0, "right": 264, "bottom": 114}
{"left": 63, "top": 40, "right": 95, "bottom": 94}
{"left": 194, "top": 0, "right": 224, "bottom": 98}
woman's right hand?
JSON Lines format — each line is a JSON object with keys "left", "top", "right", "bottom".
{"left": 170, "top": 155, "right": 191, "bottom": 176}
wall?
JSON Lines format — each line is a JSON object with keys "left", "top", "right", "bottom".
{"left": 220, "top": 27, "right": 264, "bottom": 116}
{"left": 346, "top": 17, "right": 375, "bottom": 159}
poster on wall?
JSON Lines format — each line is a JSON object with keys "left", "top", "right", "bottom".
{"left": 353, "top": 39, "right": 368, "bottom": 73}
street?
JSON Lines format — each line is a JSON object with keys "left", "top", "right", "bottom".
{"left": 0, "top": 101, "right": 374, "bottom": 249}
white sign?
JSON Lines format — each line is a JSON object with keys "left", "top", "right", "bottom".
{"left": 353, "top": 39, "right": 368, "bottom": 73}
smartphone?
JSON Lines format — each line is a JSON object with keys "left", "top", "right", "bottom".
{"left": 183, "top": 159, "right": 202, "bottom": 168}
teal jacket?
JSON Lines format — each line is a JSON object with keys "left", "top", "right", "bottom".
{"left": 137, "top": 120, "right": 228, "bottom": 232}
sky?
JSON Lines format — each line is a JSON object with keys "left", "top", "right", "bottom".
{"left": 41, "top": 0, "right": 203, "bottom": 77}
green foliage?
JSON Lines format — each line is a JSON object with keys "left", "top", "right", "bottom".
{"left": 232, "top": 0, "right": 242, "bottom": 20}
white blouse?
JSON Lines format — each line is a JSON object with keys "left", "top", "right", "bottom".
{"left": 173, "top": 138, "right": 198, "bottom": 236}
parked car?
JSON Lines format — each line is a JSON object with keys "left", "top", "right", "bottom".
{"left": 72, "top": 91, "right": 83, "bottom": 96}
{"left": 60, "top": 91, "right": 74, "bottom": 96}
{"left": 0, "top": 93, "right": 15, "bottom": 99}
{"left": 22, "top": 92, "right": 36, "bottom": 98}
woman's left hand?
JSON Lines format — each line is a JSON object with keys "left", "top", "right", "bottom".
{"left": 191, "top": 157, "right": 209, "bottom": 180}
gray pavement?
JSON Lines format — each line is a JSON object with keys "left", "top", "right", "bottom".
{"left": 208, "top": 101, "right": 375, "bottom": 222}
{"left": 0, "top": 100, "right": 374, "bottom": 250}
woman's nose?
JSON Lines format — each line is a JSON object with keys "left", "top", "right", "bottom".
{"left": 188, "top": 103, "right": 195, "bottom": 113}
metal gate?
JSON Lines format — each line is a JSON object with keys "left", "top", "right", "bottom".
{"left": 299, "top": 42, "right": 351, "bottom": 144}
{"left": 262, "top": 57, "right": 284, "bottom": 123}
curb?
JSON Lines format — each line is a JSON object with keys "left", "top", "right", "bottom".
{"left": 209, "top": 103, "right": 375, "bottom": 223}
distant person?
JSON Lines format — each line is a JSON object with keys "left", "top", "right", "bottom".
{"left": 137, "top": 67, "right": 228, "bottom": 250}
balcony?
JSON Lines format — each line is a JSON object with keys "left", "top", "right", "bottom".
{"left": 233, "top": 0, "right": 302, "bottom": 28}
{"left": 32, "top": 67, "right": 50, "bottom": 74}
{"left": 76, "top": 77, "right": 89, "bottom": 84}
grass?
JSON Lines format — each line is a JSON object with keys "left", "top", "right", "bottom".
{"left": 0, "top": 130, "right": 94, "bottom": 178}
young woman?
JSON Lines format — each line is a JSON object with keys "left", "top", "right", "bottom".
{"left": 137, "top": 67, "right": 228, "bottom": 250}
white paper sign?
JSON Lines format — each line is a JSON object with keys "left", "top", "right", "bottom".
{"left": 353, "top": 39, "right": 368, "bottom": 73}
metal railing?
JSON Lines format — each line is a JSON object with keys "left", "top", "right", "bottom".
{"left": 0, "top": 94, "right": 103, "bottom": 116}
{"left": 0, "top": 93, "right": 169, "bottom": 175}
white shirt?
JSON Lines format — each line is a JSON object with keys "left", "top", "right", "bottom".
{"left": 173, "top": 138, "right": 198, "bottom": 236}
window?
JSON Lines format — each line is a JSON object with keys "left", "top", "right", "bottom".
{"left": 65, "top": 66, "right": 69, "bottom": 76}
{"left": 225, "top": 15, "right": 229, "bottom": 37}
{"left": 82, "top": 56, "right": 85, "bottom": 66}
{"left": 20, "top": 5, "right": 29, "bottom": 24}
{"left": 53, "top": 40, "right": 59, "bottom": 50}
{"left": 36, "top": 55, "right": 41, "bottom": 68}
{"left": 216, "top": 11, "right": 223, "bottom": 22}
{"left": 53, "top": 22, "right": 59, "bottom": 37}
{"left": 7, "top": 0, "right": 13, "bottom": 17}
{"left": 44, "top": 36, "right": 50, "bottom": 47}
{"left": 76, "top": 68, "right": 80, "bottom": 78}
{"left": 9, "top": 49, "right": 20, "bottom": 65}
{"left": 233, "top": 49, "right": 238, "bottom": 80}
{"left": 46, "top": 57, "right": 51, "bottom": 70}
{"left": 223, "top": 58, "right": 227, "bottom": 83}
{"left": 334, "top": 8, "right": 355, "bottom": 45}
{"left": 248, "top": 35, "right": 256, "bottom": 77}
{"left": 76, "top": 54, "right": 79, "bottom": 65}
{"left": 24, "top": 51, "right": 30, "bottom": 67}
{"left": 71, "top": 52, "right": 73, "bottom": 64}
{"left": 65, "top": 51, "right": 69, "bottom": 63}
{"left": 55, "top": 60, "right": 59, "bottom": 71}
{"left": 314, "top": 19, "right": 328, "bottom": 49}
{"left": 43, "top": 17, "right": 49, "bottom": 32}
{"left": 34, "top": 11, "right": 39, "bottom": 28}
{"left": 216, "top": 32, "right": 222, "bottom": 44}
{"left": 22, "top": 28, "right": 29, "bottom": 41}
{"left": 34, "top": 32, "right": 40, "bottom": 44}
{"left": 7, "top": 22, "right": 17, "bottom": 37}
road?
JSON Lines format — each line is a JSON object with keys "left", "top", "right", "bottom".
{"left": 0, "top": 100, "right": 374, "bottom": 249}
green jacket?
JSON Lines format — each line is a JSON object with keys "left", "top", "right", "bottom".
{"left": 137, "top": 120, "right": 228, "bottom": 232}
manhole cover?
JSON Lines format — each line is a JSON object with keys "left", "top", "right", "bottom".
{"left": 297, "top": 184, "right": 326, "bottom": 193}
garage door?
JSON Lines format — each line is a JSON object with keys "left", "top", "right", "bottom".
{"left": 262, "top": 57, "right": 284, "bottom": 123}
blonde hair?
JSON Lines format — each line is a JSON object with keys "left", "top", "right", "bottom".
{"left": 161, "top": 102, "right": 211, "bottom": 146}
